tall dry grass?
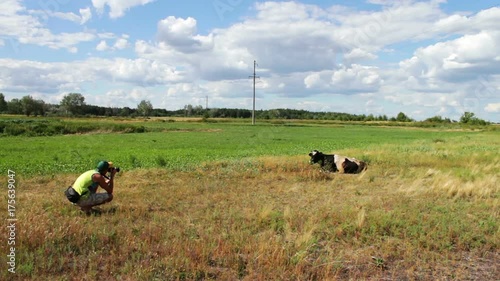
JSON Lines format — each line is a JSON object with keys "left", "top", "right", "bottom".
{"left": 1, "top": 136, "right": 498, "bottom": 280}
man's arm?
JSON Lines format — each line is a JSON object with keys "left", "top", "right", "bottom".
{"left": 93, "top": 170, "right": 116, "bottom": 194}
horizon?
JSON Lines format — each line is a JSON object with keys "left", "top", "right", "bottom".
{"left": 3, "top": 94, "right": 494, "bottom": 123}
{"left": 0, "top": 0, "right": 499, "bottom": 122}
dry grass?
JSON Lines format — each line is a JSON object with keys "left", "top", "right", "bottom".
{"left": 1, "top": 139, "right": 499, "bottom": 280}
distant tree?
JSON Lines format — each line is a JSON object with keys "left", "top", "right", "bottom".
{"left": 396, "top": 112, "right": 412, "bottom": 122}
{"left": 460, "top": 112, "right": 475, "bottom": 124}
{"left": 7, "top": 99, "right": 22, "bottom": 114}
{"left": 459, "top": 112, "right": 487, "bottom": 125}
{"left": 184, "top": 104, "right": 193, "bottom": 116}
{"left": 120, "top": 107, "right": 133, "bottom": 117}
{"left": 137, "top": 100, "right": 153, "bottom": 117}
{"left": 377, "top": 114, "right": 388, "bottom": 121}
{"left": 0, "top": 93, "right": 7, "bottom": 113}
{"left": 20, "top": 95, "right": 38, "bottom": 116}
{"left": 425, "top": 115, "right": 451, "bottom": 123}
{"left": 365, "top": 114, "right": 375, "bottom": 121}
{"left": 151, "top": 108, "right": 168, "bottom": 117}
{"left": 61, "top": 93, "right": 85, "bottom": 115}
{"left": 33, "top": 98, "right": 46, "bottom": 116}
{"left": 45, "top": 104, "right": 62, "bottom": 116}
{"left": 193, "top": 105, "right": 204, "bottom": 116}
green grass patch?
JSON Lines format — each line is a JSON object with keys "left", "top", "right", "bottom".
{"left": 1, "top": 121, "right": 491, "bottom": 176}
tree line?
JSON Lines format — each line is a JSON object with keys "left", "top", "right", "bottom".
{"left": 0, "top": 93, "right": 490, "bottom": 125}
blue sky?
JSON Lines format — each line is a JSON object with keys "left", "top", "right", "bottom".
{"left": 0, "top": 0, "right": 499, "bottom": 121}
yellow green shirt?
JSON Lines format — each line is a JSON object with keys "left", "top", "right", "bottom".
{"left": 72, "top": 170, "right": 99, "bottom": 200}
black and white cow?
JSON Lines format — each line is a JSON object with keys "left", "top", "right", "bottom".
{"left": 308, "top": 150, "right": 367, "bottom": 174}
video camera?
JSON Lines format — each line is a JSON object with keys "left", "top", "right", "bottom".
{"left": 109, "top": 167, "right": 121, "bottom": 173}
{"left": 107, "top": 161, "right": 120, "bottom": 173}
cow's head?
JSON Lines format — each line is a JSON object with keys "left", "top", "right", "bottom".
{"left": 308, "top": 150, "right": 324, "bottom": 164}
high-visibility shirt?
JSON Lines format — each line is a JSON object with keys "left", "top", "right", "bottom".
{"left": 72, "top": 170, "right": 99, "bottom": 199}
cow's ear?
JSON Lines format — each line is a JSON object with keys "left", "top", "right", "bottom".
{"left": 308, "top": 153, "right": 312, "bottom": 156}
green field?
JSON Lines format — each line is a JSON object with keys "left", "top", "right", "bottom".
{"left": 0, "top": 118, "right": 493, "bottom": 176}
{"left": 0, "top": 117, "right": 498, "bottom": 280}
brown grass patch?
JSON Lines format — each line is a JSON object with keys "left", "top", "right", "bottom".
{"left": 1, "top": 154, "right": 498, "bottom": 280}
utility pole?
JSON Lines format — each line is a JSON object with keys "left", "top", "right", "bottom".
{"left": 249, "top": 60, "right": 259, "bottom": 125}
{"left": 206, "top": 95, "right": 208, "bottom": 110}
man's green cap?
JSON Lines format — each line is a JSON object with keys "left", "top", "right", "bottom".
{"left": 96, "top": 161, "right": 110, "bottom": 173}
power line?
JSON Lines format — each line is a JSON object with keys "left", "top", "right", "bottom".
{"left": 249, "top": 60, "right": 260, "bottom": 125}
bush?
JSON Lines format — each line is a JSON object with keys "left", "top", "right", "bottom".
{"left": 460, "top": 112, "right": 489, "bottom": 126}
{"left": 0, "top": 118, "right": 149, "bottom": 137}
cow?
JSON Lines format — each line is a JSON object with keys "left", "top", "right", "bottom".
{"left": 308, "top": 150, "right": 367, "bottom": 174}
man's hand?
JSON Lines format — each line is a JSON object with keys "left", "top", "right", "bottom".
{"left": 94, "top": 171, "right": 115, "bottom": 194}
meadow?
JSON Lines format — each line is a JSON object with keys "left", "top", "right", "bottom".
{"left": 0, "top": 117, "right": 498, "bottom": 280}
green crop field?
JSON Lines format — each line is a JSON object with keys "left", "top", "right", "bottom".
{"left": 0, "top": 117, "right": 498, "bottom": 280}
{"left": 0, "top": 117, "right": 492, "bottom": 176}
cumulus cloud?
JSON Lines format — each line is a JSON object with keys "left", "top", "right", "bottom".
{"left": 137, "top": 1, "right": 488, "bottom": 82}
{"left": 88, "top": 88, "right": 151, "bottom": 108}
{"left": 46, "top": 11, "right": 81, "bottom": 23}
{"left": 0, "top": 58, "right": 184, "bottom": 94}
{"left": 96, "top": 37, "right": 129, "bottom": 51}
{"left": 400, "top": 30, "right": 500, "bottom": 82}
{"left": 1, "top": 1, "right": 499, "bottom": 121}
{"left": 26, "top": 7, "right": 92, "bottom": 25}
{"left": 156, "top": 16, "right": 214, "bottom": 53}
{"left": 485, "top": 103, "right": 500, "bottom": 113}
{"left": 433, "top": 7, "right": 500, "bottom": 34}
{"left": 138, "top": 3, "right": 347, "bottom": 79}
{"left": 80, "top": 7, "right": 92, "bottom": 24}
{"left": 114, "top": 38, "right": 128, "bottom": 49}
{"left": 0, "top": 0, "right": 23, "bottom": 16}
{"left": 0, "top": 0, "right": 95, "bottom": 51}
{"left": 302, "top": 65, "right": 382, "bottom": 94}
{"left": 344, "top": 48, "right": 378, "bottom": 63}
{"left": 96, "top": 40, "right": 109, "bottom": 51}
{"left": 92, "top": 0, "right": 156, "bottom": 19}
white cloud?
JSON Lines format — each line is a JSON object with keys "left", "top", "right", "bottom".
{"left": 89, "top": 88, "right": 151, "bottom": 108}
{"left": 485, "top": 103, "right": 500, "bottom": 113}
{"left": 344, "top": 48, "right": 377, "bottom": 62}
{"left": 96, "top": 37, "right": 129, "bottom": 51}
{"left": 80, "top": 7, "right": 92, "bottom": 24}
{"left": 0, "top": 1, "right": 499, "bottom": 121}
{"left": 400, "top": 30, "right": 500, "bottom": 82}
{"left": 113, "top": 38, "right": 128, "bottom": 49}
{"left": 26, "top": 7, "right": 92, "bottom": 25}
{"left": 96, "top": 40, "right": 109, "bottom": 51}
{"left": 332, "top": 65, "right": 382, "bottom": 90}
{"left": 334, "top": 1, "right": 446, "bottom": 51}
{"left": 304, "top": 73, "right": 322, "bottom": 89}
{"left": 0, "top": 57, "right": 184, "bottom": 94}
{"left": 0, "top": 0, "right": 23, "bottom": 16}
{"left": 92, "top": 0, "right": 156, "bottom": 19}
{"left": 48, "top": 11, "right": 81, "bottom": 23}
{"left": 0, "top": 0, "right": 96, "bottom": 51}
{"left": 434, "top": 7, "right": 500, "bottom": 34}
{"left": 156, "top": 16, "right": 213, "bottom": 53}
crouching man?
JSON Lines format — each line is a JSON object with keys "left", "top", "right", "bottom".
{"left": 65, "top": 161, "right": 117, "bottom": 215}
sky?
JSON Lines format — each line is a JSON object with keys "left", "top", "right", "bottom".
{"left": 0, "top": 0, "right": 499, "bottom": 122}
